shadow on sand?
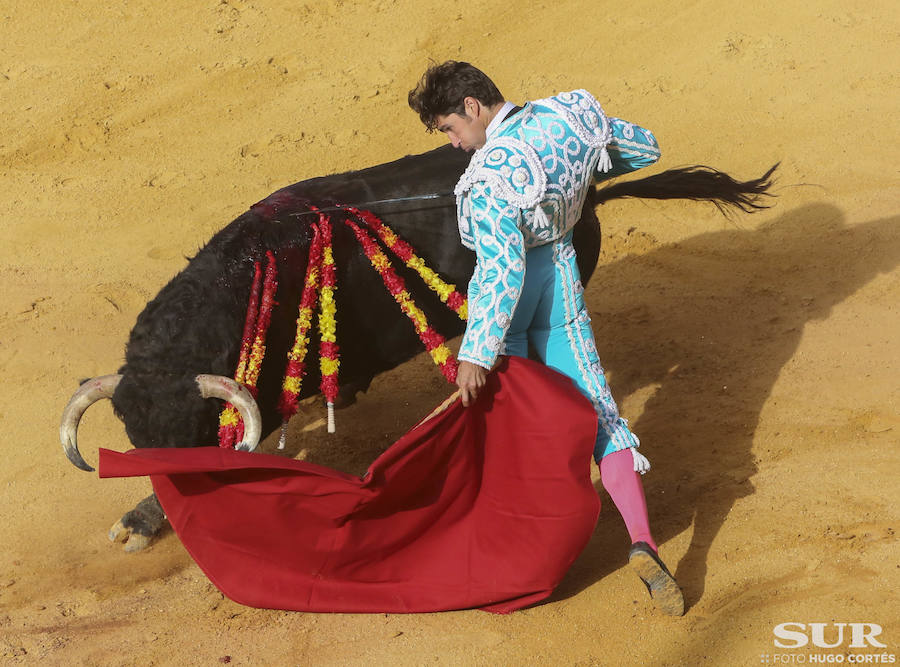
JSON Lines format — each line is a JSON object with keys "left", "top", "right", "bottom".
{"left": 552, "top": 202, "right": 900, "bottom": 608}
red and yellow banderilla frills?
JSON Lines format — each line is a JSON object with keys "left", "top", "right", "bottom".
{"left": 219, "top": 206, "right": 468, "bottom": 448}
{"left": 346, "top": 218, "right": 460, "bottom": 383}
{"left": 275, "top": 224, "right": 324, "bottom": 447}
{"left": 347, "top": 206, "right": 467, "bottom": 321}
{"left": 316, "top": 213, "right": 340, "bottom": 433}
{"left": 274, "top": 210, "right": 339, "bottom": 439}
{"left": 218, "top": 250, "right": 278, "bottom": 448}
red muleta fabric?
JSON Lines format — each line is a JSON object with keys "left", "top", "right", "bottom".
{"left": 99, "top": 357, "right": 600, "bottom": 614}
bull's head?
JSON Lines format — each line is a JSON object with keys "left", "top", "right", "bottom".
{"left": 59, "top": 374, "right": 262, "bottom": 471}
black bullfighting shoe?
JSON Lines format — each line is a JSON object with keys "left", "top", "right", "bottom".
{"left": 628, "top": 541, "right": 685, "bottom": 616}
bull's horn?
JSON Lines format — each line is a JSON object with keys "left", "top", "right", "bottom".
{"left": 195, "top": 375, "right": 261, "bottom": 452}
{"left": 60, "top": 374, "right": 122, "bottom": 472}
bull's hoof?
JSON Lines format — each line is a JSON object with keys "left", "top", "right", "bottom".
{"left": 108, "top": 493, "right": 166, "bottom": 553}
{"left": 109, "top": 519, "right": 153, "bottom": 552}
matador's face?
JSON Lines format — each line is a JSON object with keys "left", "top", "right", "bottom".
{"left": 435, "top": 97, "right": 488, "bottom": 153}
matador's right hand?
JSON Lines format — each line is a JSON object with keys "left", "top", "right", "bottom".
{"left": 456, "top": 360, "right": 488, "bottom": 407}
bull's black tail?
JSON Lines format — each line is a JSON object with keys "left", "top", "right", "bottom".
{"left": 594, "top": 163, "right": 779, "bottom": 214}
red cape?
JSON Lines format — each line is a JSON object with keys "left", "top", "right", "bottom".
{"left": 99, "top": 357, "right": 600, "bottom": 614}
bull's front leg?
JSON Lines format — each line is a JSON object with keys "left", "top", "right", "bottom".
{"left": 108, "top": 493, "right": 167, "bottom": 552}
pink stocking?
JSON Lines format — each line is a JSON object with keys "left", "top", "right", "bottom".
{"left": 599, "top": 449, "right": 657, "bottom": 552}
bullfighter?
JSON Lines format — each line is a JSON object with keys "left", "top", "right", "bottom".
{"left": 408, "top": 60, "right": 684, "bottom": 616}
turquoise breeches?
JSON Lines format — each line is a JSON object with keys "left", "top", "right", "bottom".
{"left": 501, "top": 233, "right": 638, "bottom": 461}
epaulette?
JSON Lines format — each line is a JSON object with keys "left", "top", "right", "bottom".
{"left": 454, "top": 136, "right": 547, "bottom": 209}
{"left": 539, "top": 89, "right": 612, "bottom": 150}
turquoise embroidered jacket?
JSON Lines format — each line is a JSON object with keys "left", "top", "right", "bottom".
{"left": 454, "top": 89, "right": 660, "bottom": 369}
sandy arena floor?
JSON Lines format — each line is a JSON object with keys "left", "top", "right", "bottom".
{"left": 1, "top": 1, "right": 898, "bottom": 664}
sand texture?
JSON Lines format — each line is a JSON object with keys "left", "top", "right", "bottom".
{"left": 1, "top": 0, "right": 898, "bottom": 664}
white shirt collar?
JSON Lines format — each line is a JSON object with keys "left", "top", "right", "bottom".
{"left": 485, "top": 101, "right": 516, "bottom": 139}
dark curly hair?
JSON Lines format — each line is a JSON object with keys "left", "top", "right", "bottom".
{"left": 408, "top": 61, "right": 504, "bottom": 132}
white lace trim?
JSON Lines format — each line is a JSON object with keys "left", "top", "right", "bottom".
{"left": 541, "top": 89, "right": 612, "bottom": 149}
{"left": 457, "top": 182, "right": 526, "bottom": 367}
{"left": 456, "top": 91, "right": 659, "bottom": 256}
{"left": 610, "top": 136, "right": 660, "bottom": 155}
{"left": 552, "top": 237, "right": 637, "bottom": 454}
{"left": 631, "top": 445, "right": 651, "bottom": 474}
{"left": 454, "top": 136, "right": 547, "bottom": 209}
{"left": 608, "top": 145, "right": 661, "bottom": 162}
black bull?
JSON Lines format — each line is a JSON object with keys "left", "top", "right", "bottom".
{"left": 61, "top": 144, "right": 776, "bottom": 550}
